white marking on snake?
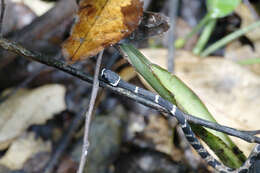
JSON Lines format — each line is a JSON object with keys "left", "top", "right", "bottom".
{"left": 185, "top": 133, "right": 193, "bottom": 137}
{"left": 111, "top": 76, "right": 121, "bottom": 86}
{"left": 101, "top": 69, "right": 106, "bottom": 77}
{"left": 170, "top": 105, "right": 176, "bottom": 114}
{"left": 155, "top": 95, "right": 159, "bottom": 103}
{"left": 190, "top": 140, "right": 199, "bottom": 145}
{"left": 181, "top": 119, "right": 187, "bottom": 128}
{"left": 198, "top": 148, "right": 206, "bottom": 153}
{"left": 205, "top": 155, "right": 214, "bottom": 163}
{"left": 134, "top": 87, "right": 139, "bottom": 93}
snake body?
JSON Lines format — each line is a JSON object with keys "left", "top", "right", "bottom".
{"left": 101, "top": 69, "right": 260, "bottom": 173}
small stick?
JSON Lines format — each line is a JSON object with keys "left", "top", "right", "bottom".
{"left": 77, "top": 51, "right": 104, "bottom": 173}
{"left": 0, "top": 0, "right": 5, "bottom": 37}
{"left": 0, "top": 38, "right": 259, "bottom": 144}
{"left": 167, "top": 0, "right": 179, "bottom": 73}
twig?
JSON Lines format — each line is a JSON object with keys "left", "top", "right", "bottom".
{"left": 0, "top": 0, "right": 5, "bottom": 37}
{"left": 77, "top": 51, "right": 103, "bottom": 173}
{"left": 192, "top": 19, "right": 216, "bottom": 55}
{"left": 0, "top": 38, "right": 259, "bottom": 144}
{"left": 167, "top": 0, "right": 179, "bottom": 73}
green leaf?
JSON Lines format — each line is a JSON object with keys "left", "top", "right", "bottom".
{"left": 192, "top": 124, "right": 244, "bottom": 168}
{"left": 119, "top": 43, "right": 246, "bottom": 167}
{"left": 238, "top": 58, "right": 260, "bottom": 65}
{"left": 151, "top": 64, "right": 231, "bottom": 145}
{"left": 119, "top": 43, "right": 176, "bottom": 104}
{"left": 150, "top": 64, "right": 246, "bottom": 165}
{"left": 207, "top": 0, "right": 241, "bottom": 18}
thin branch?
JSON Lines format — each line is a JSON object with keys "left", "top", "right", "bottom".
{"left": 77, "top": 51, "right": 103, "bottom": 173}
{"left": 0, "top": 38, "right": 259, "bottom": 144}
{"left": 0, "top": 0, "right": 5, "bottom": 37}
{"left": 167, "top": 0, "right": 179, "bottom": 73}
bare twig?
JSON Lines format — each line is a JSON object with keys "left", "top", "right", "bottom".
{"left": 0, "top": 0, "right": 5, "bottom": 37}
{"left": 0, "top": 38, "right": 259, "bottom": 144}
{"left": 77, "top": 51, "right": 103, "bottom": 173}
{"left": 167, "top": 0, "right": 179, "bottom": 73}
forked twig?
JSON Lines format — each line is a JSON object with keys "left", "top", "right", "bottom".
{"left": 167, "top": 0, "right": 179, "bottom": 73}
{"left": 77, "top": 51, "right": 103, "bottom": 173}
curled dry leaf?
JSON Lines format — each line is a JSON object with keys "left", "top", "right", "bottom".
{"left": 0, "top": 84, "right": 66, "bottom": 150}
{"left": 0, "top": 132, "right": 51, "bottom": 170}
{"left": 62, "top": 0, "right": 143, "bottom": 62}
{"left": 131, "top": 11, "right": 170, "bottom": 41}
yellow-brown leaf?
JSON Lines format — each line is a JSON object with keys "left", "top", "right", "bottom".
{"left": 62, "top": 0, "right": 143, "bottom": 62}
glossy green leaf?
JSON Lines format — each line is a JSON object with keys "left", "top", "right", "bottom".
{"left": 150, "top": 64, "right": 246, "bottom": 164}
{"left": 207, "top": 0, "right": 241, "bottom": 18}
{"left": 119, "top": 43, "right": 176, "bottom": 104}
{"left": 151, "top": 64, "right": 232, "bottom": 144}
{"left": 192, "top": 124, "right": 243, "bottom": 168}
{"left": 120, "top": 43, "right": 246, "bottom": 166}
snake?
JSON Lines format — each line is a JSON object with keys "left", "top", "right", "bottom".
{"left": 101, "top": 68, "right": 260, "bottom": 173}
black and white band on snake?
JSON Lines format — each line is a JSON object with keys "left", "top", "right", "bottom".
{"left": 101, "top": 68, "right": 260, "bottom": 173}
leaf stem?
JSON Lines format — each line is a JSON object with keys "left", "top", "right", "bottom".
{"left": 193, "top": 19, "right": 216, "bottom": 55}
{"left": 237, "top": 58, "right": 260, "bottom": 65}
{"left": 174, "top": 14, "right": 211, "bottom": 48}
{"left": 201, "top": 20, "right": 260, "bottom": 57}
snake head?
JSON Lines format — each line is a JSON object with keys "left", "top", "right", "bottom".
{"left": 101, "top": 68, "right": 121, "bottom": 86}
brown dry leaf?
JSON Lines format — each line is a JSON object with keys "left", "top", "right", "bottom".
{"left": 57, "top": 156, "right": 78, "bottom": 173}
{"left": 235, "top": 3, "right": 260, "bottom": 41}
{"left": 225, "top": 40, "right": 260, "bottom": 75}
{"left": 0, "top": 165, "right": 10, "bottom": 173}
{"left": 139, "top": 48, "right": 260, "bottom": 155}
{"left": 225, "top": 4, "right": 260, "bottom": 75}
{"left": 143, "top": 115, "right": 174, "bottom": 155}
{"left": 119, "top": 66, "right": 136, "bottom": 81}
{"left": 62, "top": 0, "right": 143, "bottom": 62}
{"left": 23, "top": 152, "right": 50, "bottom": 173}
{"left": 132, "top": 11, "right": 169, "bottom": 41}
{"left": 0, "top": 84, "right": 66, "bottom": 150}
{"left": 0, "top": 132, "right": 51, "bottom": 170}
